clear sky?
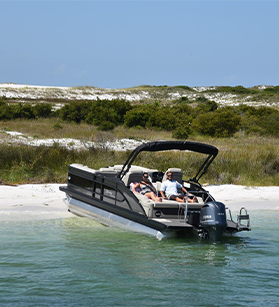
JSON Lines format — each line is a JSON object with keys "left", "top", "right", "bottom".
{"left": 1, "top": 1, "right": 278, "bottom": 89}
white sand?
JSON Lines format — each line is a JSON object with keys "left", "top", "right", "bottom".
{"left": 0, "top": 184, "right": 71, "bottom": 221}
{"left": 0, "top": 83, "right": 151, "bottom": 102}
{"left": 206, "top": 184, "right": 279, "bottom": 212}
{"left": 2, "top": 130, "right": 145, "bottom": 151}
{"left": 0, "top": 184, "right": 278, "bottom": 222}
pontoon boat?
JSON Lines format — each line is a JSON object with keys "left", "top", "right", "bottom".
{"left": 60, "top": 141, "right": 251, "bottom": 240}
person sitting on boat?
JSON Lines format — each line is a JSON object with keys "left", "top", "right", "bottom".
{"left": 132, "top": 172, "right": 162, "bottom": 202}
{"left": 160, "top": 171, "right": 197, "bottom": 203}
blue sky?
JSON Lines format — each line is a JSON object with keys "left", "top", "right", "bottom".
{"left": 1, "top": 1, "right": 278, "bottom": 88}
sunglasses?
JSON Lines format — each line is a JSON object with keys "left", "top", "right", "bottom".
{"left": 143, "top": 176, "right": 148, "bottom": 178}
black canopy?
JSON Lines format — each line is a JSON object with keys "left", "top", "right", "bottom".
{"left": 118, "top": 141, "right": 218, "bottom": 183}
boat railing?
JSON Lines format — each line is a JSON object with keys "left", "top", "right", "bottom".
{"left": 185, "top": 189, "right": 214, "bottom": 204}
{"left": 67, "top": 166, "right": 147, "bottom": 216}
{"left": 226, "top": 207, "right": 235, "bottom": 223}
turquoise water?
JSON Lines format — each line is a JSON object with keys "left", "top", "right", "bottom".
{"left": 1, "top": 211, "right": 278, "bottom": 307}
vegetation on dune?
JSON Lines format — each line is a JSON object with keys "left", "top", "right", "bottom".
{"left": 1, "top": 94, "right": 279, "bottom": 137}
{"left": 205, "top": 85, "right": 258, "bottom": 95}
{"left": 0, "top": 85, "right": 279, "bottom": 186}
{"left": 0, "top": 138, "right": 278, "bottom": 186}
{"left": 124, "top": 84, "right": 279, "bottom": 104}
{"left": 0, "top": 144, "right": 129, "bottom": 184}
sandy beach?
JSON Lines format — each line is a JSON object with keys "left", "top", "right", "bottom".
{"left": 0, "top": 184, "right": 278, "bottom": 222}
{"left": 0, "top": 184, "right": 72, "bottom": 221}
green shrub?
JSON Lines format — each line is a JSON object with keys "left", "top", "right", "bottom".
{"left": 0, "top": 102, "right": 53, "bottom": 120}
{"left": 172, "top": 123, "right": 191, "bottom": 139}
{"left": 173, "top": 85, "right": 193, "bottom": 91}
{"left": 124, "top": 104, "right": 194, "bottom": 132}
{"left": 59, "top": 101, "right": 89, "bottom": 123}
{"left": 12, "top": 103, "right": 36, "bottom": 119}
{"left": 196, "top": 100, "right": 218, "bottom": 113}
{"left": 175, "top": 96, "right": 191, "bottom": 104}
{"left": 147, "top": 106, "right": 177, "bottom": 131}
{"left": 0, "top": 97, "right": 7, "bottom": 106}
{"left": 33, "top": 103, "right": 53, "bottom": 118}
{"left": 0, "top": 102, "right": 14, "bottom": 120}
{"left": 263, "top": 86, "right": 279, "bottom": 93}
{"left": 86, "top": 99, "right": 131, "bottom": 126}
{"left": 192, "top": 107, "right": 241, "bottom": 137}
{"left": 124, "top": 106, "right": 153, "bottom": 128}
{"left": 238, "top": 105, "right": 279, "bottom": 136}
{"left": 54, "top": 123, "right": 63, "bottom": 130}
{"left": 208, "top": 85, "right": 257, "bottom": 95}
{"left": 97, "top": 121, "right": 115, "bottom": 131}
{"left": 86, "top": 107, "right": 117, "bottom": 126}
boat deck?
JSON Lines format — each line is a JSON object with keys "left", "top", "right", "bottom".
{"left": 226, "top": 220, "right": 251, "bottom": 232}
{"left": 152, "top": 218, "right": 250, "bottom": 232}
{"left": 151, "top": 218, "right": 194, "bottom": 229}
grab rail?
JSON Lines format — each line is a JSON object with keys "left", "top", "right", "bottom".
{"left": 237, "top": 207, "right": 250, "bottom": 229}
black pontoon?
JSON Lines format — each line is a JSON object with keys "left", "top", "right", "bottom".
{"left": 60, "top": 141, "right": 251, "bottom": 240}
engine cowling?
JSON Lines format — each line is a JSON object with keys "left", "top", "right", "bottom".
{"left": 199, "top": 201, "right": 227, "bottom": 241}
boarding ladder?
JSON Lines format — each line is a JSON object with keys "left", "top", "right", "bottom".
{"left": 237, "top": 207, "right": 251, "bottom": 230}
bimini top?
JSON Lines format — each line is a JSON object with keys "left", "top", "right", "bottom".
{"left": 118, "top": 141, "right": 218, "bottom": 183}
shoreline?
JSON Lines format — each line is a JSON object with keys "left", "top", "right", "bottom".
{"left": 0, "top": 184, "right": 278, "bottom": 222}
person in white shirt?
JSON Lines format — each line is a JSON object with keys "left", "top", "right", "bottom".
{"left": 160, "top": 171, "right": 197, "bottom": 203}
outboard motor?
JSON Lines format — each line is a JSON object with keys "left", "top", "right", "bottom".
{"left": 199, "top": 201, "right": 227, "bottom": 241}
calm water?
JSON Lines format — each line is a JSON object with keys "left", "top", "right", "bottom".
{"left": 1, "top": 210, "right": 278, "bottom": 307}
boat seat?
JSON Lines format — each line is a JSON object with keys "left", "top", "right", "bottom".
{"left": 69, "top": 163, "right": 96, "bottom": 174}
{"left": 111, "top": 165, "right": 124, "bottom": 171}
{"left": 122, "top": 170, "right": 144, "bottom": 186}
{"left": 94, "top": 168, "right": 118, "bottom": 177}
{"left": 162, "top": 168, "right": 183, "bottom": 183}
{"left": 122, "top": 166, "right": 157, "bottom": 186}
{"left": 134, "top": 191, "right": 203, "bottom": 217}
{"left": 160, "top": 168, "right": 184, "bottom": 195}
{"left": 135, "top": 194, "right": 180, "bottom": 217}
{"left": 69, "top": 164, "right": 119, "bottom": 178}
